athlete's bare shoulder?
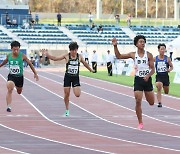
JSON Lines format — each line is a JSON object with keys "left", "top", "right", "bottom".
{"left": 147, "top": 51, "right": 153, "bottom": 58}
{"left": 64, "top": 53, "right": 69, "bottom": 61}
{"left": 130, "top": 52, "right": 136, "bottom": 59}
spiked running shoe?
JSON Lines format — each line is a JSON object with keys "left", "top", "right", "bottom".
{"left": 7, "top": 107, "right": 11, "bottom": 112}
{"left": 158, "top": 102, "right": 162, "bottom": 107}
{"left": 138, "top": 123, "right": 143, "bottom": 130}
{"left": 65, "top": 110, "right": 69, "bottom": 117}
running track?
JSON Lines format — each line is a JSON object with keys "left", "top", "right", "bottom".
{"left": 0, "top": 67, "right": 180, "bottom": 154}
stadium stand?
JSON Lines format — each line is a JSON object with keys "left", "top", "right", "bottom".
{"left": 160, "top": 26, "right": 179, "bottom": 42}
{"left": 6, "top": 24, "right": 72, "bottom": 44}
{"left": 0, "top": 23, "right": 179, "bottom": 46}
{"left": 130, "top": 25, "right": 179, "bottom": 45}
{"left": 65, "top": 24, "right": 133, "bottom": 45}
{"left": 0, "top": 29, "right": 13, "bottom": 44}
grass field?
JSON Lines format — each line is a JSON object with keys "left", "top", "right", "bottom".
{"left": 79, "top": 67, "right": 180, "bottom": 97}
{"left": 40, "top": 18, "right": 180, "bottom": 26}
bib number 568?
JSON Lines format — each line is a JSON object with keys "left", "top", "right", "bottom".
{"left": 139, "top": 70, "right": 149, "bottom": 77}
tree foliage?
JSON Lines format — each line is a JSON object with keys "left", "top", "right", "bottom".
{"left": 29, "top": 0, "right": 174, "bottom": 18}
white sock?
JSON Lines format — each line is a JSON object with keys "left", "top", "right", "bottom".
{"left": 7, "top": 105, "right": 11, "bottom": 109}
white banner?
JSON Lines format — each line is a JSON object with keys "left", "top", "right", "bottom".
{"left": 112, "top": 59, "right": 134, "bottom": 76}
{"left": 173, "top": 72, "right": 180, "bottom": 84}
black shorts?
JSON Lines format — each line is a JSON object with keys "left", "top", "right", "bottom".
{"left": 156, "top": 74, "right": 170, "bottom": 86}
{"left": 7, "top": 74, "right": 24, "bottom": 88}
{"left": 134, "top": 76, "right": 153, "bottom": 91}
{"left": 64, "top": 73, "right": 80, "bottom": 87}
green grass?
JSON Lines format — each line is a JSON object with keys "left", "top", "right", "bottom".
{"left": 40, "top": 18, "right": 180, "bottom": 26}
{"left": 80, "top": 69, "right": 180, "bottom": 97}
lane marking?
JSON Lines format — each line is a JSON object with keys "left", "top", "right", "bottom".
{"left": 0, "top": 146, "right": 29, "bottom": 154}
{"left": 45, "top": 71, "right": 180, "bottom": 112}
{"left": 80, "top": 74, "right": 180, "bottom": 100}
{"left": 1, "top": 69, "right": 179, "bottom": 152}
{"left": 18, "top": 73, "right": 180, "bottom": 151}
{"left": 37, "top": 71, "right": 180, "bottom": 126}
{"left": 0, "top": 74, "right": 112, "bottom": 154}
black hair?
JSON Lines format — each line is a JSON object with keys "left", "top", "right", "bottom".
{"left": 11, "top": 41, "right": 21, "bottom": 49}
{"left": 134, "top": 35, "right": 146, "bottom": 46}
{"left": 158, "top": 43, "right": 166, "bottom": 49}
{"left": 69, "top": 42, "right": 79, "bottom": 51}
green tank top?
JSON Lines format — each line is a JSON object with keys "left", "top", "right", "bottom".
{"left": 8, "top": 52, "right": 23, "bottom": 76}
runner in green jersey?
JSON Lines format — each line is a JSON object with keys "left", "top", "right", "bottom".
{"left": 0, "top": 41, "right": 39, "bottom": 112}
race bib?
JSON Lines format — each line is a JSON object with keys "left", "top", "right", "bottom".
{"left": 157, "top": 64, "right": 167, "bottom": 73}
{"left": 9, "top": 65, "right": 20, "bottom": 74}
{"left": 138, "top": 69, "right": 149, "bottom": 77}
{"left": 67, "top": 65, "right": 78, "bottom": 75}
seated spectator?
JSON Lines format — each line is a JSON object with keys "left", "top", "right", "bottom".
{"left": 22, "top": 18, "right": 27, "bottom": 24}
{"left": 28, "top": 12, "right": 35, "bottom": 28}
{"left": 35, "top": 13, "right": 39, "bottom": 24}
{"left": 29, "top": 18, "right": 35, "bottom": 28}
{"left": 6, "top": 16, "right": 12, "bottom": 26}
{"left": 127, "top": 14, "right": 132, "bottom": 27}
{"left": 91, "top": 23, "right": 96, "bottom": 30}
{"left": 22, "top": 21, "right": 29, "bottom": 29}
{"left": 12, "top": 18, "right": 18, "bottom": 27}
{"left": 115, "top": 14, "right": 120, "bottom": 26}
{"left": 6, "top": 13, "right": 12, "bottom": 26}
{"left": 97, "top": 24, "right": 103, "bottom": 33}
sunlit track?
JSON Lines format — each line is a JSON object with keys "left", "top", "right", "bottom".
{"left": 24, "top": 70, "right": 180, "bottom": 137}
{"left": 0, "top": 74, "right": 117, "bottom": 154}
{"left": 0, "top": 71, "right": 172, "bottom": 154}
{"left": 0, "top": 146, "right": 29, "bottom": 154}
{"left": 21, "top": 69, "right": 180, "bottom": 150}
{"left": 36, "top": 70, "right": 180, "bottom": 126}
{"left": 44, "top": 70, "right": 180, "bottom": 106}
{"left": 0, "top": 67, "right": 179, "bottom": 153}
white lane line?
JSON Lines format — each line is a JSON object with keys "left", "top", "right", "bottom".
{"left": 0, "top": 146, "right": 29, "bottom": 154}
{"left": 0, "top": 74, "right": 112, "bottom": 154}
{"left": 38, "top": 71, "right": 180, "bottom": 125}
{"left": 20, "top": 72, "right": 180, "bottom": 152}
{"left": 80, "top": 74, "right": 180, "bottom": 100}
{"left": 45, "top": 71, "right": 180, "bottom": 112}
{"left": 34, "top": 73, "right": 180, "bottom": 132}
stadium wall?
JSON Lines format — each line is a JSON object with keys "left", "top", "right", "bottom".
{"left": 31, "top": 12, "right": 127, "bottom": 20}
{"left": 0, "top": 49, "right": 26, "bottom": 63}
{"left": 26, "top": 44, "right": 180, "bottom": 65}
{"left": 0, "top": 4, "right": 29, "bottom": 24}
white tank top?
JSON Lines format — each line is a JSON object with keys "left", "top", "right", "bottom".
{"left": 134, "top": 50, "right": 150, "bottom": 77}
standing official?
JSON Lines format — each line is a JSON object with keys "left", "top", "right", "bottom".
{"left": 106, "top": 50, "right": 114, "bottom": 76}
{"left": 91, "top": 50, "right": 98, "bottom": 73}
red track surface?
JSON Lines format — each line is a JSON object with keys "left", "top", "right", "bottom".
{"left": 0, "top": 67, "right": 180, "bottom": 154}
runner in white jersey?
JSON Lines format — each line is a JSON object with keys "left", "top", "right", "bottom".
{"left": 112, "top": 35, "right": 155, "bottom": 129}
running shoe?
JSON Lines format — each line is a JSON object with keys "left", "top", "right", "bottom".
{"left": 138, "top": 123, "right": 143, "bottom": 130}
{"left": 158, "top": 102, "right": 162, "bottom": 107}
{"left": 65, "top": 110, "right": 69, "bottom": 117}
{"left": 7, "top": 107, "right": 11, "bottom": 112}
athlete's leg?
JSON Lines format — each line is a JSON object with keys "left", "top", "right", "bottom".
{"left": 6, "top": 81, "right": 15, "bottom": 109}
{"left": 156, "top": 82, "right": 163, "bottom": 103}
{"left": 73, "top": 86, "right": 81, "bottom": 97}
{"left": 144, "top": 91, "right": 155, "bottom": 105}
{"left": 134, "top": 91, "right": 143, "bottom": 124}
{"left": 64, "top": 87, "right": 71, "bottom": 110}
{"left": 16, "top": 87, "right": 23, "bottom": 94}
{"left": 163, "top": 86, "right": 169, "bottom": 94}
